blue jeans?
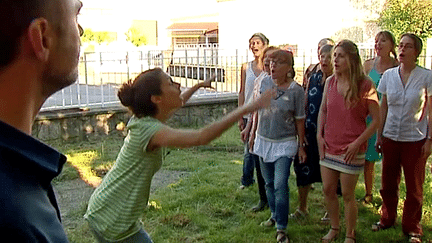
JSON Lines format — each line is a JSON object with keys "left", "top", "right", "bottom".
{"left": 260, "top": 156, "right": 293, "bottom": 230}
{"left": 241, "top": 143, "right": 259, "bottom": 186}
{"left": 91, "top": 227, "right": 153, "bottom": 243}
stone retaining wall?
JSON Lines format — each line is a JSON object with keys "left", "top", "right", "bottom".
{"left": 33, "top": 95, "right": 238, "bottom": 143}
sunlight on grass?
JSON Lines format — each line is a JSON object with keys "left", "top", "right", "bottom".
{"left": 148, "top": 200, "right": 162, "bottom": 210}
{"left": 167, "top": 179, "right": 184, "bottom": 189}
{"left": 66, "top": 151, "right": 102, "bottom": 187}
{"left": 231, "top": 159, "right": 243, "bottom": 165}
{"left": 53, "top": 128, "right": 432, "bottom": 242}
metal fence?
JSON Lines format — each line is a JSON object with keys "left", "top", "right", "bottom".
{"left": 41, "top": 46, "right": 432, "bottom": 111}
{"left": 42, "top": 48, "right": 249, "bottom": 111}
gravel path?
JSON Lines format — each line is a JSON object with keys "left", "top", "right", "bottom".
{"left": 54, "top": 170, "right": 189, "bottom": 228}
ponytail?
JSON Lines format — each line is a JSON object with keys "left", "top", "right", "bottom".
{"left": 117, "top": 68, "right": 164, "bottom": 118}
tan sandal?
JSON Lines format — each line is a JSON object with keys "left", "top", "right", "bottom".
{"left": 260, "top": 218, "right": 276, "bottom": 228}
{"left": 322, "top": 227, "right": 339, "bottom": 243}
{"left": 358, "top": 194, "right": 373, "bottom": 205}
{"left": 276, "top": 230, "right": 290, "bottom": 243}
{"left": 344, "top": 236, "right": 356, "bottom": 243}
{"left": 288, "top": 208, "right": 308, "bottom": 219}
{"left": 371, "top": 222, "right": 392, "bottom": 232}
{"left": 408, "top": 233, "right": 422, "bottom": 243}
{"left": 321, "top": 212, "right": 330, "bottom": 222}
{"left": 344, "top": 231, "right": 356, "bottom": 243}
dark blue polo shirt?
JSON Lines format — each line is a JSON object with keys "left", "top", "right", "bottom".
{"left": 0, "top": 120, "right": 69, "bottom": 242}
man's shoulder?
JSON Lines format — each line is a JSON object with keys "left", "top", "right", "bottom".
{"left": 0, "top": 166, "right": 69, "bottom": 242}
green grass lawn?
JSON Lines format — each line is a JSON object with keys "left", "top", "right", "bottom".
{"left": 51, "top": 126, "right": 432, "bottom": 242}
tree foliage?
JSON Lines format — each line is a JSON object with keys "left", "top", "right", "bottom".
{"left": 81, "top": 28, "right": 116, "bottom": 45}
{"left": 378, "top": 0, "right": 432, "bottom": 41}
{"left": 125, "top": 27, "right": 148, "bottom": 47}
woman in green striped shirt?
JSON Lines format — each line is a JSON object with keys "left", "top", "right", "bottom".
{"left": 84, "top": 68, "right": 273, "bottom": 243}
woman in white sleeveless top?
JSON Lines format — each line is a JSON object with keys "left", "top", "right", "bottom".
{"left": 238, "top": 33, "right": 270, "bottom": 212}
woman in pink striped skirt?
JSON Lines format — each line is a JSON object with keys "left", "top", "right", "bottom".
{"left": 317, "top": 40, "right": 380, "bottom": 243}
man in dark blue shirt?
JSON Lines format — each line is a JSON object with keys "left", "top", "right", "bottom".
{"left": 0, "top": 121, "right": 69, "bottom": 242}
{"left": 0, "top": 0, "right": 83, "bottom": 241}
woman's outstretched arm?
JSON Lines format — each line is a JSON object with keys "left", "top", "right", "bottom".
{"left": 147, "top": 89, "right": 274, "bottom": 151}
{"left": 180, "top": 75, "right": 216, "bottom": 104}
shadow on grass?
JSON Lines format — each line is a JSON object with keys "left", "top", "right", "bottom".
{"left": 50, "top": 127, "right": 432, "bottom": 242}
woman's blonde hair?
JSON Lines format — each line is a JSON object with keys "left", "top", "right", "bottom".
{"left": 376, "top": 31, "right": 397, "bottom": 59}
{"left": 335, "top": 40, "right": 367, "bottom": 108}
{"left": 249, "top": 33, "right": 269, "bottom": 46}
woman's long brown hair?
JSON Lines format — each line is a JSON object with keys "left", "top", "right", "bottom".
{"left": 335, "top": 40, "right": 367, "bottom": 108}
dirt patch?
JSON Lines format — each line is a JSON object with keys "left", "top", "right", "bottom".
{"left": 54, "top": 170, "right": 189, "bottom": 228}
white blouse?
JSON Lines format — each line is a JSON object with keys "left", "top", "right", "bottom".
{"left": 377, "top": 66, "right": 432, "bottom": 142}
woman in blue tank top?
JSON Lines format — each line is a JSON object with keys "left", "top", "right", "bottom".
{"left": 360, "top": 31, "right": 398, "bottom": 204}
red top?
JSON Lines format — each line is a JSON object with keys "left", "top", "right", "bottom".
{"left": 324, "top": 76, "right": 378, "bottom": 155}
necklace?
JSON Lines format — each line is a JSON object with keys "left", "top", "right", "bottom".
{"left": 274, "top": 81, "right": 292, "bottom": 100}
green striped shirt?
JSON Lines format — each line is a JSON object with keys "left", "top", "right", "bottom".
{"left": 84, "top": 116, "right": 164, "bottom": 241}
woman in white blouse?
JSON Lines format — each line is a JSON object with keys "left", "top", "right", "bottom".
{"left": 372, "top": 33, "right": 432, "bottom": 243}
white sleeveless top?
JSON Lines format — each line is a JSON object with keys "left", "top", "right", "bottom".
{"left": 244, "top": 61, "right": 258, "bottom": 106}
{"left": 243, "top": 62, "right": 258, "bottom": 119}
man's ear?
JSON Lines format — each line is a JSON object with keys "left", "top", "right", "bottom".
{"left": 151, "top": 95, "right": 162, "bottom": 104}
{"left": 27, "top": 18, "right": 52, "bottom": 62}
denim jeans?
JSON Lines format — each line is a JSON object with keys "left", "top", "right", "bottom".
{"left": 91, "top": 227, "right": 153, "bottom": 243}
{"left": 241, "top": 142, "right": 259, "bottom": 186}
{"left": 260, "top": 156, "right": 293, "bottom": 230}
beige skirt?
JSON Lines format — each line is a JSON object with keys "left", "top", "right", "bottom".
{"left": 319, "top": 153, "right": 365, "bottom": 175}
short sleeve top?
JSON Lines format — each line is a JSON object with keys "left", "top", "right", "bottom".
{"left": 85, "top": 116, "right": 164, "bottom": 241}
{"left": 377, "top": 66, "right": 432, "bottom": 142}
{"left": 257, "top": 80, "right": 305, "bottom": 141}
{"left": 324, "top": 76, "right": 378, "bottom": 155}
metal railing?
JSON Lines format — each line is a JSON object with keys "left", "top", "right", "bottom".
{"left": 41, "top": 48, "right": 251, "bottom": 111}
{"left": 41, "top": 46, "right": 432, "bottom": 111}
